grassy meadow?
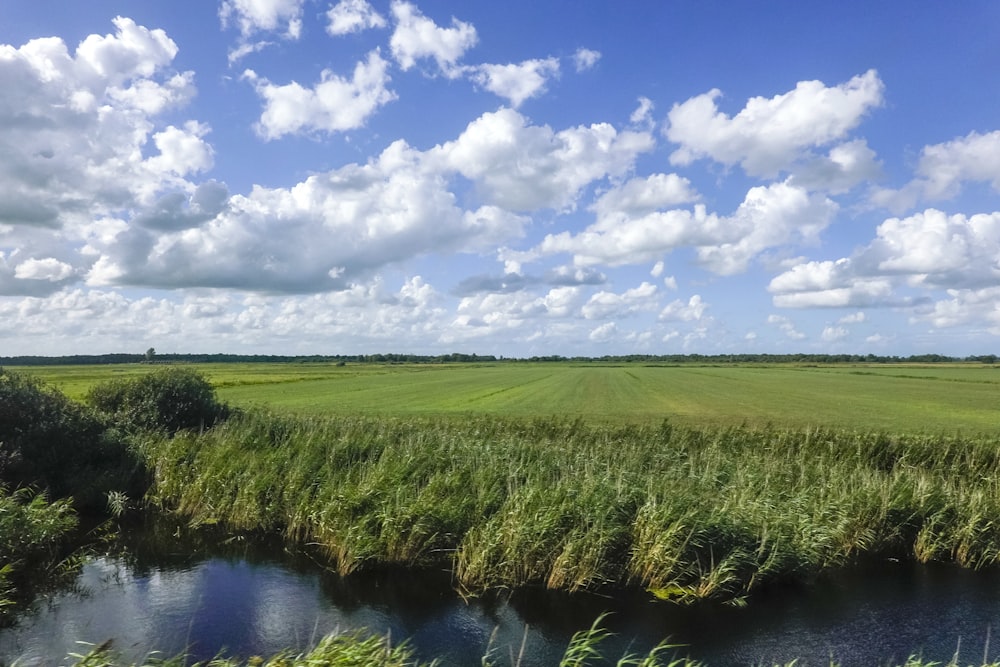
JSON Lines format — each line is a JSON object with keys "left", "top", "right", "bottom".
{"left": 15, "top": 361, "right": 1000, "bottom": 433}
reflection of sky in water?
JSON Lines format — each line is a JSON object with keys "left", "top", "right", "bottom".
{"left": 5, "top": 556, "right": 1000, "bottom": 666}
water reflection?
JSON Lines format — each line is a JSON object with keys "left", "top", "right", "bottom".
{"left": 3, "top": 524, "right": 1000, "bottom": 666}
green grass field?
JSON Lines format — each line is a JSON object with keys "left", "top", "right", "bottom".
{"left": 12, "top": 361, "right": 1000, "bottom": 433}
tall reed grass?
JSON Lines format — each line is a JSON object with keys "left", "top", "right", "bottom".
{"left": 61, "top": 622, "right": 1000, "bottom": 667}
{"left": 138, "top": 410, "right": 1000, "bottom": 603}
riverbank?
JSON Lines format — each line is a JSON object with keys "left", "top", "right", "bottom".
{"left": 138, "top": 408, "right": 1000, "bottom": 604}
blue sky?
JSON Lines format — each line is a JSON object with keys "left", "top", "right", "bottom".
{"left": 2, "top": 1, "right": 1000, "bottom": 357}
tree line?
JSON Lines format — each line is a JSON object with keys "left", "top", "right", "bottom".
{"left": 1, "top": 352, "right": 998, "bottom": 366}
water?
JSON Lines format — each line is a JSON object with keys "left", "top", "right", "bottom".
{"left": 4, "top": 528, "right": 1000, "bottom": 666}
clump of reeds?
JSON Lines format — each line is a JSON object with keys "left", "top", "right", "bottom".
{"left": 65, "top": 621, "right": 694, "bottom": 667}
{"left": 137, "top": 409, "right": 1000, "bottom": 603}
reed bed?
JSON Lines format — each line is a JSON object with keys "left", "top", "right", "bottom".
{"left": 138, "top": 411, "right": 1000, "bottom": 603}
{"left": 62, "top": 623, "right": 1000, "bottom": 667}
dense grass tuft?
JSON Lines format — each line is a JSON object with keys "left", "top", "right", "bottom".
{"left": 138, "top": 410, "right": 1000, "bottom": 602}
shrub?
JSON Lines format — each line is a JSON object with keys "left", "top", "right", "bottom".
{"left": 0, "top": 369, "right": 142, "bottom": 509}
{"left": 87, "top": 367, "right": 227, "bottom": 435}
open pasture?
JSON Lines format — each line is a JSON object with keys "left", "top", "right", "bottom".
{"left": 14, "top": 361, "right": 1000, "bottom": 433}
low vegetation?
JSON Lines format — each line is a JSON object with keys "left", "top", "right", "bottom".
{"left": 58, "top": 623, "right": 1000, "bottom": 667}
{"left": 0, "top": 367, "right": 222, "bottom": 621}
{"left": 9, "top": 362, "right": 1000, "bottom": 657}
{"left": 136, "top": 406, "right": 1000, "bottom": 603}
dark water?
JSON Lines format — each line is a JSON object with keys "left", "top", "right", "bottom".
{"left": 4, "top": 528, "right": 1000, "bottom": 666}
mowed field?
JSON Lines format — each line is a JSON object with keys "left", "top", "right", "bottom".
{"left": 15, "top": 361, "right": 1000, "bottom": 433}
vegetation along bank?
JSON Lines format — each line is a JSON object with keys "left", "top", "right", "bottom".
{"left": 6, "top": 363, "right": 1000, "bottom": 615}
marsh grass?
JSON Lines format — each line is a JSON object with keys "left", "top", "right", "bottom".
{"left": 139, "top": 411, "right": 1000, "bottom": 603}
{"left": 59, "top": 622, "right": 1000, "bottom": 667}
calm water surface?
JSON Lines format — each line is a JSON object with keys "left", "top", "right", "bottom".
{"left": 3, "top": 528, "right": 1000, "bottom": 666}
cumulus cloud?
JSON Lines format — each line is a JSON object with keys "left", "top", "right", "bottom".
{"left": 573, "top": 48, "right": 601, "bottom": 72}
{"left": 468, "top": 57, "right": 559, "bottom": 107}
{"left": 839, "top": 311, "right": 866, "bottom": 324}
{"left": 591, "top": 173, "right": 700, "bottom": 222}
{"left": 327, "top": 0, "right": 387, "bottom": 35}
{"left": 0, "top": 277, "right": 453, "bottom": 354}
{"left": 768, "top": 258, "right": 896, "bottom": 308}
{"left": 220, "top": 0, "right": 304, "bottom": 39}
{"left": 581, "top": 282, "right": 658, "bottom": 319}
{"left": 659, "top": 295, "right": 707, "bottom": 322}
{"left": 0, "top": 17, "right": 217, "bottom": 296}
{"left": 530, "top": 180, "right": 833, "bottom": 273}
{"left": 665, "top": 69, "right": 884, "bottom": 177}
{"left": 434, "top": 108, "right": 654, "bottom": 211}
{"left": 696, "top": 181, "right": 837, "bottom": 275}
{"left": 589, "top": 321, "right": 617, "bottom": 342}
{"left": 771, "top": 209, "right": 1000, "bottom": 310}
{"left": 871, "top": 131, "right": 1000, "bottom": 212}
{"left": 87, "top": 140, "right": 528, "bottom": 292}
{"left": 389, "top": 1, "right": 477, "bottom": 76}
{"left": 630, "top": 97, "right": 655, "bottom": 129}
{"left": 244, "top": 50, "right": 396, "bottom": 139}
{"left": 821, "top": 325, "right": 848, "bottom": 342}
{"left": 790, "top": 139, "right": 882, "bottom": 194}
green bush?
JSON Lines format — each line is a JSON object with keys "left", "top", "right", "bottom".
{"left": 87, "top": 367, "right": 227, "bottom": 435}
{"left": 0, "top": 369, "right": 142, "bottom": 509}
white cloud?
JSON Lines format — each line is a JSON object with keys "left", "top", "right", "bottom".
{"left": 468, "top": 57, "right": 559, "bottom": 107}
{"left": 909, "top": 287, "right": 1000, "bottom": 333}
{"left": 666, "top": 70, "right": 884, "bottom": 177}
{"left": 771, "top": 209, "right": 1000, "bottom": 310}
{"left": 14, "top": 257, "right": 74, "bottom": 281}
{"left": 589, "top": 321, "right": 617, "bottom": 342}
{"left": 872, "top": 131, "right": 1000, "bottom": 212}
{"left": 592, "top": 173, "right": 700, "bottom": 222}
{"left": 220, "top": 0, "right": 304, "bottom": 39}
{"left": 244, "top": 50, "right": 396, "bottom": 139}
{"left": 839, "top": 311, "right": 866, "bottom": 324}
{"left": 0, "top": 278, "right": 455, "bottom": 354}
{"left": 696, "top": 181, "right": 837, "bottom": 275}
{"left": 573, "top": 48, "right": 601, "bottom": 72}
{"left": 790, "top": 139, "right": 881, "bottom": 194}
{"left": 581, "top": 282, "right": 658, "bottom": 319}
{"left": 659, "top": 295, "right": 707, "bottom": 322}
{"left": 769, "top": 258, "right": 895, "bottom": 308}
{"left": 435, "top": 108, "right": 654, "bottom": 211}
{"left": 389, "top": 1, "right": 477, "bottom": 76}
{"left": 86, "top": 140, "right": 527, "bottom": 293}
{"left": 630, "top": 97, "right": 654, "bottom": 129}
{"left": 767, "top": 314, "right": 806, "bottom": 340}
{"left": 327, "top": 0, "right": 387, "bottom": 35}
{"left": 650, "top": 261, "right": 664, "bottom": 277}
{"left": 533, "top": 181, "right": 833, "bottom": 273}
{"left": 0, "top": 18, "right": 212, "bottom": 296}
{"left": 821, "top": 325, "right": 848, "bottom": 342}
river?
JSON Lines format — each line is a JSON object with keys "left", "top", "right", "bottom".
{"left": 3, "top": 525, "right": 1000, "bottom": 666}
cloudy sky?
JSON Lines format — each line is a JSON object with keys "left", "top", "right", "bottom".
{"left": 2, "top": 1, "right": 999, "bottom": 357}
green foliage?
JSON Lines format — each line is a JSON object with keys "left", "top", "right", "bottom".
{"left": 0, "top": 486, "right": 79, "bottom": 625}
{"left": 87, "top": 367, "right": 227, "bottom": 435}
{"left": 67, "top": 623, "right": 689, "bottom": 666}
{"left": 0, "top": 368, "right": 143, "bottom": 509}
{"left": 138, "top": 409, "right": 1000, "bottom": 604}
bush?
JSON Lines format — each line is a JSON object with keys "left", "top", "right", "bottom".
{"left": 87, "top": 367, "right": 227, "bottom": 435}
{"left": 0, "top": 369, "right": 143, "bottom": 509}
